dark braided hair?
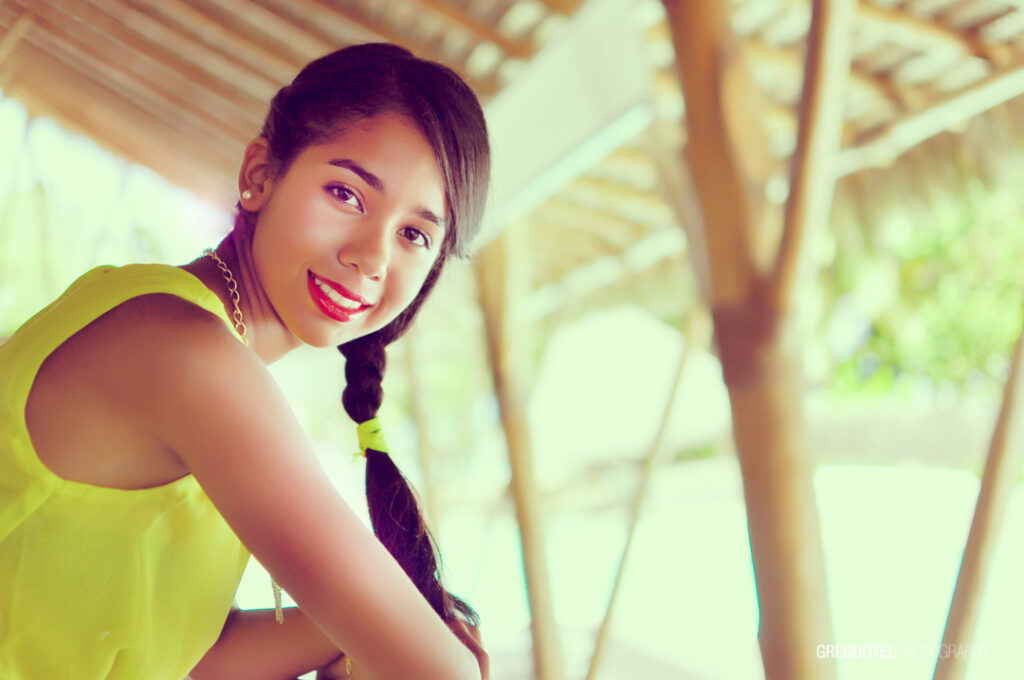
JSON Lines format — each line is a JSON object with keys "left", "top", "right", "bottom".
{"left": 258, "top": 43, "right": 490, "bottom": 626}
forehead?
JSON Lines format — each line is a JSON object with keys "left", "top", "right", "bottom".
{"left": 298, "top": 112, "right": 447, "bottom": 211}
{"left": 305, "top": 113, "right": 434, "bottom": 171}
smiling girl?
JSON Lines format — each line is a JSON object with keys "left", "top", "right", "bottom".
{"left": 0, "top": 44, "right": 490, "bottom": 680}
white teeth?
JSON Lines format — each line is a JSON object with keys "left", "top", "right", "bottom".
{"left": 313, "top": 276, "right": 361, "bottom": 310}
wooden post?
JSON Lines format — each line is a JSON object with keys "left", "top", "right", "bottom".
{"left": 934, "top": 316, "right": 1024, "bottom": 680}
{"left": 404, "top": 333, "right": 439, "bottom": 526}
{"left": 771, "top": 0, "right": 856, "bottom": 311}
{"left": 475, "top": 226, "right": 565, "bottom": 680}
{"left": 0, "top": 11, "right": 33, "bottom": 68}
{"left": 661, "top": 1, "right": 853, "bottom": 677}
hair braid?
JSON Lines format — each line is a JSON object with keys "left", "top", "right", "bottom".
{"left": 337, "top": 337, "right": 477, "bottom": 622}
{"left": 258, "top": 41, "right": 490, "bottom": 632}
{"left": 337, "top": 262, "right": 478, "bottom": 626}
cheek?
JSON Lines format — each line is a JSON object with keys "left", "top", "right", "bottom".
{"left": 389, "top": 261, "right": 436, "bottom": 311}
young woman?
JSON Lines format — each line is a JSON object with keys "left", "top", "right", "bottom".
{"left": 0, "top": 43, "right": 490, "bottom": 680}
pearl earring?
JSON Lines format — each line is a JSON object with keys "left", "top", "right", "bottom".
{"left": 242, "top": 190, "right": 253, "bottom": 200}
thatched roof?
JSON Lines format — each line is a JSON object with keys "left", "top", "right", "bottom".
{"left": 5, "top": 0, "right": 1024, "bottom": 319}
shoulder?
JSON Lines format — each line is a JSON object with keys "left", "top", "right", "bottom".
{"left": 81, "top": 292, "right": 243, "bottom": 379}
{"left": 71, "top": 292, "right": 254, "bottom": 429}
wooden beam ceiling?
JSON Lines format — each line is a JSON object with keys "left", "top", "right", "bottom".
{"left": 127, "top": 0, "right": 303, "bottom": 85}
{"left": 413, "top": 0, "right": 536, "bottom": 59}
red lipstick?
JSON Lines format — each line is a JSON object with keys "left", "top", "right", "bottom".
{"left": 307, "top": 270, "right": 370, "bottom": 322}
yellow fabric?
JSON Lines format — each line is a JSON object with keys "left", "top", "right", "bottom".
{"left": 0, "top": 264, "right": 251, "bottom": 680}
{"left": 356, "top": 417, "right": 389, "bottom": 455}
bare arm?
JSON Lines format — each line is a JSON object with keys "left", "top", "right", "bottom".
{"left": 190, "top": 607, "right": 342, "bottom": 680}
{"left": 114, "top": 299, "right": 479, "bottom": 680}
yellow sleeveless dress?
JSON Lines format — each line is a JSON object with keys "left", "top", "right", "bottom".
{"left": 0, "top": 264, "right": 251, "bottom": 679}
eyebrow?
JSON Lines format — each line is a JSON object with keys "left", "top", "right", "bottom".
{"left": 328, "top": 158, "right": 383, "bottom": 192}
{"left": 328, "top": 157, "right": 447, "bottom": 231}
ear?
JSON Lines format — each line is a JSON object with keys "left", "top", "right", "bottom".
{"left": 238, "top": 138, "right": 275, "bottom": 210}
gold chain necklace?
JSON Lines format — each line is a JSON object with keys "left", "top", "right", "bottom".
{"left": 201, "top": 248, "right": 284, "bottom": 624}
{"left": 202, "top": 248, "right": 248, "bottom": 345}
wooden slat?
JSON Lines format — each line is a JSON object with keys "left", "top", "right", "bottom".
{"left": 856, "top": 1, "right": 976, "bottom": 60}
{"left": 78, "top": 0, "right": 280, "bottom": 101}
{"left": 15, "top": 17, "right": 252, "bottom": 153}
{"left": 838, "top": 56, "right": 1024, "bottom": 176}
{"left": 743, "top": 41, "right": 904, "bottom": 117}
{"left": 11, "top": 0, "right": 266, "bottom": 129}
{"left": 192, "top": 0, "right": 334, "bottom": 65}
{"left": 10, "top": 59, "right": 235, "bottom": 203}
{"left": 11, "top": 84, "right": 232, "bottom": 203}
{"left": 128, "top": 0, "right": 303, "bottom": 85}
{"left": 536, "top": 0, "right": 581, "bottom": 14}
{"left": 256, "top": 0, "right": 386, "bottom": 46}
{"left": 253, "top": 0, "right": 499, "bottom": 95}
{"left": 412, "top": 0, "right": 535, "bottom": 59}
{"left": 15, "top": 41, "right": 242, "bottom": 172}
{"left": 10, "top": 66, "right": 234, "bottom": 195}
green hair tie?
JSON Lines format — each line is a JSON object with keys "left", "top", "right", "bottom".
{"left": 356, "top": 417, "right": 389, "bottom": 456}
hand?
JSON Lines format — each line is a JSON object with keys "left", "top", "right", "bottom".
{"left": 448, "top": 617, "right": 489, "bottom": 680}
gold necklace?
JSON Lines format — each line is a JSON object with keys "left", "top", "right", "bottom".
{"left": 203, "top": 248, "right": 248, "bottom": 345}
{"left": 202, "top": 248, "right": 284, "bottom": 624}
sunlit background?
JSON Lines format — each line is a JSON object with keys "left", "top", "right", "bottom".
{"left": 3, "top": 0, "right": 1024, "bottom": 678}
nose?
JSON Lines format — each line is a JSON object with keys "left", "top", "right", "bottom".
{"left": 339, "top": 222, "right": 389, "bottom": 281}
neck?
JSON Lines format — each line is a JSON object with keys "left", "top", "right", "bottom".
{"left": 188, "top": 225, "right": 302, "bottom": 364}
{"left": 226, "top": 229, "right": 305, "bottom": 363}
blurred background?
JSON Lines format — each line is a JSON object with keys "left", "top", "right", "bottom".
{"left": 2, "top": 0, "right": 1024, "bottom": 678}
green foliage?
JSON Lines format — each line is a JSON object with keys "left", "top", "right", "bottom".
{"left": 825, "top": 178, "right": 1024, "bottom": 398}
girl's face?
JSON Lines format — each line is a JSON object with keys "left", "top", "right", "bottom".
{"left": 250, "top": 112, "right": 447, "bottom": 348}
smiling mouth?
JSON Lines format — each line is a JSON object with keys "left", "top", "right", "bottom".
{"left": 307, "top": 271, "right": 370, "bottom": 322}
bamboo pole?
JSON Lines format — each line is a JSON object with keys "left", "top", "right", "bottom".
{"left": 584, "top": 308, "right": 711, "bottom": 680}
{"left": 661, "top": 2, "right": 849, "bottom": 678}
{"left": 645, "top": 123, "right": 713, "bottom": 306}
{"left": 934, "top": 315, "right": 1024, "bottom": 680}
{"left": 404, "top": 332, "right": 440, "bottom": 527}
{"left": 475, "top": 226, "right": 564, "bottom": 680}
{"left": 25, "top": 122, "right": 57, "bottom": 303}
{"left": 661, "top": 0, "right": 760, "bottom": 308}
{"left": 771, "top": 0, "right": 856, "bottom": 310}
{"left": 0, "top": 10, "right": 32, "bottom": 67}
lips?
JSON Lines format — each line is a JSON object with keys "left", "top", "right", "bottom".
{"left": 307, "top": 270, "right": 370, "bottom": 322}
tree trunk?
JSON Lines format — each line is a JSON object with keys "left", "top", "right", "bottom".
{"left": 714, "top": 299, "right": 835, "bottom": 680}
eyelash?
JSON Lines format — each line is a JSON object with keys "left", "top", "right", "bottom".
{"left": 326, "top": 184, "right": 363, "bottom": 211}
{"left": 401, "top": 226, "right": 431, "bottom": 249}
{"left": 327, "top": 184, "right": 432, "bottom": 249}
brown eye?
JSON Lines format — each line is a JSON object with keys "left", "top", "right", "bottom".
{"left": 326, "top": 184, "right": 363, "bottom": 211}
{"left": 399, "top": 226, "right": 431, "bottom": 249}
